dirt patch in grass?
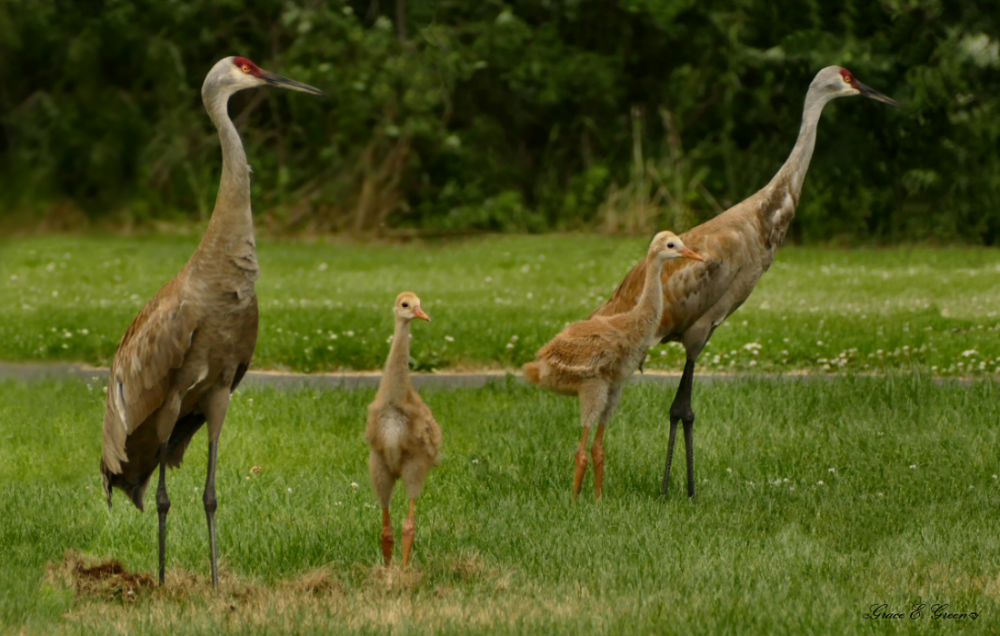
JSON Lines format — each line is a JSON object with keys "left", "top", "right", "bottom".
{"left": 46, "top": 552, "right": 155, "bottom": 604}
{"left": 43, "top": 552, "right": 583, "bottom": 634}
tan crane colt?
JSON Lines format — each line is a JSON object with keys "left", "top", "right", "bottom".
{"left": 367, "top": 292, "right": 442, "bottom": 566}
{"left": 591, "top": 66, "right": 898, "bottom": 499}
{"left": 524, "top": 232, "right": 704, "bottom": 500}
{"left": 100, "top": 57, "right": 323, "bottom": 587}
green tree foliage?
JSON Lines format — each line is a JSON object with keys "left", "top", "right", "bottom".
{"left": 0, "top": 0, "right": 997, "bottom": 241}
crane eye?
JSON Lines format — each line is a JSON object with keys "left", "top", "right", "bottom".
{"left": 402, "top": 302, "right": 409, "bottom": 308}
{"left": 242, "top": 65, "right": 251, "bottom": 73}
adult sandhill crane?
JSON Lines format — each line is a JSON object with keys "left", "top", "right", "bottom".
{"left": 524, "top": 232, "right": 704, "bottom": 500}
{"left": 100, "top": 56, "right": 323, "bottom": 587}
{"left": 591, "top": 66, "right": 898, "bottom": 499}
{"left": 367, "top": 292, "right": 442, "bottom": 566}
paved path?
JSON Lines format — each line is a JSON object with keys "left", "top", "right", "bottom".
{"left": 0, "top": 362, "right": 979, "bottom": 390}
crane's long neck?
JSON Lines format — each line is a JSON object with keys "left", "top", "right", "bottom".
{"left": 770, "top": 88, "right": 831, "bottom": 200}
{"left": 201, "top": 88, "right": 254, "bottom": 248}
{"left": 379, "top": 317, "right": 413, "bottom": 403}
{"left": 627, "top": 255, "right": 666, "bottom": 337}
{"left": 755, "top": 88, "right": 833, "bottom": 247}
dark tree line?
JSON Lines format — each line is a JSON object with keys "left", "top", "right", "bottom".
{"left": 1, "top": 0, "right": 998, "bottom": 242}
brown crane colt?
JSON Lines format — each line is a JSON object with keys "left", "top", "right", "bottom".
{"left": 524, "top": 232, "right": 703, "bottom": 500}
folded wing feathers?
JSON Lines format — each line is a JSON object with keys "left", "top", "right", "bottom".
{"left": 538, "top": 322, "right": 628, "bottom": 379}
{"left": 101, "top": 290, "right": 198, "bottom": 474}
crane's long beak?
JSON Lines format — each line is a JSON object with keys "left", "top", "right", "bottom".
{"left": 680, "top": 247, "right": 705, "bottom": 262}
{"left": 856, "top": 81, "right": 899, "bottom": 107}
{"left": 261, "top": 71, "right": 325, "bottom": 96}
{"left": 414, "top": 307, "right": 431, "bottom": 322}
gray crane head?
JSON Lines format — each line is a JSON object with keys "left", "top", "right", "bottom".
{"left": 202, "top": 56, "right": 325, "bottom": 102}
{"left": 649, "top": 231, "right": 705, "bottom": 262}
{"left": 394, "top": 292, "right": 431, "bottom": 323}
{"left": 811, "top": 66, "right": 899, "bottom": 107}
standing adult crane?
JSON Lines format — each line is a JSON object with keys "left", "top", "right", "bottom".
{"left": 590, "top": 66, "right": 898, "bottom": 499}
{"left": 100, "top": 56, "right": 323, "bottom": 587}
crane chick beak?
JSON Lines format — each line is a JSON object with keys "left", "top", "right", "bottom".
{"left": 680, "top": 247, "right": 706, "bottom": 262}
{"left": 414, "top": 307, "right": 431, "bottom": 322}
{"left": 260, "top": 71, "right": 325, "bottom": 96}
{"left": 856, "top": 81, "right": 899, "bottom": 107}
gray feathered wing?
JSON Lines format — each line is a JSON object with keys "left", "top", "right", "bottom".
{"left": 100, "top": 281, "right": 198, "bottom": 504}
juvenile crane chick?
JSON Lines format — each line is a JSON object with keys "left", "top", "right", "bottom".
{"left": 524, "top": 232, "right": 704, "bottom": 500}
{"left": 366, "top": 292, "right": 442, "bottom": 566}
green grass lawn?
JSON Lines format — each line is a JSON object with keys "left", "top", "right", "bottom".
{"left": 2, "top": 376, "right": 998, "bottom": 634}
{"left": 3, "top": 234, "right": 1000, "bottom": 375}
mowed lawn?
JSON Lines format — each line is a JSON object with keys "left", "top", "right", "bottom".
{"left": 1, "top": 376, "right": 998, "bottom": 634}
{"left": 3, "top": 234, "right": 1000, "bottom": 375}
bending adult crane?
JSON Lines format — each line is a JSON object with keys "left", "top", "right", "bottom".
{"left": 591, "top": 66, "right": 898, "bottom": 499}
{"left": 100, "top": 56, "right": 323, "bottom": 587}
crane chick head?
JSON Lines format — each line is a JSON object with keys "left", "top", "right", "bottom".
{"left": 394, "top": 292, "right": 431, "bottom": 323}
{"left": 812, "top": 66, "right": 899, "bottom": 107}
{"left": 202, "top": 56, "right": 325, "bottom": 101}
{"left": 648, "top": 231, "right": 705, "bottom": 262}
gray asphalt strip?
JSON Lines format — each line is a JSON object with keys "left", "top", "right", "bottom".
{"left": 0, "top": 362, "right": 980, "bottom": 390}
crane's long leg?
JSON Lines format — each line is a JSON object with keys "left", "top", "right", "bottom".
{"left": 591, "top": 424, "right": 606, "bottom": 500}
{"left": 401, "top": 499, "right": 416, "bottom": 566}
{"left": 592, "top": 384, "right": 624, "bottom": 500}
{"left": 573, "top": 425, "right": 590, "bottom": 500}
{"left": 155, "top": 443, "right": 170, "bottom": 586}
{"left": 663, "top": 418, "right": 679, "bottom": 494}
{"left": 202, "top": 389, "right": 231, "bottom": 589}
{"left": 684, "top": 418, "right": 695, "bottom": 499}
{"left": 575, "top": 381, "right": 609, "bottom": 500}
{"left": 663, "top": 358, "right": 696, "bottom": 498}
{"left": 369, "top": 451, "right": 396, "bottom": 566}
{"left": 204, "top": 439, "right": 220, "bottom": 588}
{"left": 381, "top": 507, "right": 394, "bottom": 566}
